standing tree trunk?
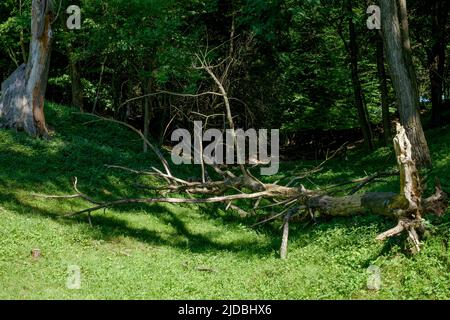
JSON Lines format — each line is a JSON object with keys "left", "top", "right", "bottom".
{"left": 429, "top": 0, "right": 449, "bottom": 127}
{"left": 143, "top": 80, "right": 152, "bottom": 153}
{"left": 380, "top": 0, "right": 432, "bottom": 167}
{"left": 347, "top": 0, "right": 374, "bottom": 150}
{"left": 68, "top": 47, "right": 84, "bottom": 112}
{"left": 19, "top": 0, "right": 28, "bottom": 64}
{"left": 430, "top": 46, "right": 446, "bottom": 126}
{"left": 92, "top": 57, "right": 107, "bottom": 114}
{"left": 376, "top": 32, "right": 391, "bottom": 145}
{"left": 0, "top": 0, "right": 54, "bottom": 137}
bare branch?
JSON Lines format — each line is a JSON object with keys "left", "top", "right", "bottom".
{"left": 64, "top": 191, "right": 272, "bottom": 217}
{"left": 120, "top": 90, "right": 223, "bottom": 107}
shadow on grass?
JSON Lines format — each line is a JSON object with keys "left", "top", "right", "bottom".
{"left": 1, "top": 103, "right": 449, "bottom": 259}
{"left": 0, "top": 177, "right": 401, "bottom": 259}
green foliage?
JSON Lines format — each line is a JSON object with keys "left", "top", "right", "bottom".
{"left": 0, "top": 0, "right": 31, "bottom": 69}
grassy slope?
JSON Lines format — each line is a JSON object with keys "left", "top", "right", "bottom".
{"left": 0, "top": 103, "right": 449, "bottom": 299}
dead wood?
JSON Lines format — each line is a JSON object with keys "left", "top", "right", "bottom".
{"left": 34, "top": 54, "right": 447, "bottom": 258}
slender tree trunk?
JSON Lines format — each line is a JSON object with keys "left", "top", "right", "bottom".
{"left": 125, "top": 81, "right": 132, "bottom": 121}
{"left": 92, "top": 57, "right": 107, "bottom": 114}
{"left": 0, "top": 0, "right": 54, "bottom": 137}
{"left": 347, "top": 0, "right": 373, "bottom": 150}
{"left": 19, "top": 0, "right": 28, "bottom": 64}
{"left": 20, "top": 30, "right": 28, "bottom": 64}
{"left": 430, "top": 46, "right": 446, "bottom": 126}
{"left": 68, "top": 47, "right": 84, "bottom": 112}
{"left": 376, "top": 32, "right": 391, "bottom": 145}
{"left": 143, "top": 78, "right": 153, "bottom": 153}
{"left": 429, "top": 0, "right": 449, "bottom": 127}
{"left": 143, "top": 96, "right": 150, "bottom": 153}
{"left": 380, "top": 0, "right": 432, "bottom": 167}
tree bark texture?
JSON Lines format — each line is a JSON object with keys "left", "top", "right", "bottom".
{"left": 380, "top": 0, "right": 432, "bottom": 167}
{"left": 0, "top": 0, "right": 54, "bottom": 137}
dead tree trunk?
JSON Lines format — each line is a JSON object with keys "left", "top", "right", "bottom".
{"left": 304, "top": 123, "right": 445, "bottom": 253}
{"left": 0, "top": 0, "right": 54, "bottom": 137}
{"left": 380, "top": 0, "right": 432, "bottom": 167}
{"left": 41, "top": 122, "right": 446, "bottom": 255}
{"left": 38, "top": 55, "right": 447, "bottom": 257}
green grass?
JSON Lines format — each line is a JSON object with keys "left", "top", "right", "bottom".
{"left": 0, "top": 103, "right": 449, "bottom": 299}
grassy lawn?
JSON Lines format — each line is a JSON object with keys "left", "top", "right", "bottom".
{"left": 0, "top": 103, "right": 449, "bottom": 299}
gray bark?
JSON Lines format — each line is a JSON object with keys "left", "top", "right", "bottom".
{"left": 0, "top": 0, "right": 54, "bottom": 137}
{"left": 380, "top": 0, "right": 432, "bottom": 167}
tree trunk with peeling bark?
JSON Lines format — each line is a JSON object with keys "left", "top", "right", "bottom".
{"left": 307, "top": 123, "right": 445, "bottom": 252}
{"left": 0, "top": 0, "right": 54, "bottom": 137}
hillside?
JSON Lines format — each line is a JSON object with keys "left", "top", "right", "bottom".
{"left": 0, "top": 103, "right": 449, "bottom": 299}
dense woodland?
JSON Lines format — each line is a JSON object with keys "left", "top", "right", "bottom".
{"left": 0, "top": 0, "right": 450, "bottom": 299}
{"left": 1, "top": 0, "right": 448, "bottom": 154}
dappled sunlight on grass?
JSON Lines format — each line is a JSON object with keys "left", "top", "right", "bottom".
{"left": 0, "top": 103, "right": 449, "bottom": 299}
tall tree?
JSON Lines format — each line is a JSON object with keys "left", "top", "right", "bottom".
{"left": 380, "top": 0, "right": 431, "bottom": 167}
{"left": 428, "top": 0, "right": 449, "bottom": 126}
{"left": 408, "top": 0, "right": 449, "bottom": 126}
{"left": 375, "top": 32, "right": 391, "bottom": 145}
{"left": 0, "top": 0, "right": 53, "bottom": 137}
{"left": 68, "top": 45, "right": 84, "bottom": 112}
{"left": 346, "top": 0, "right": 373, "bottom": 150}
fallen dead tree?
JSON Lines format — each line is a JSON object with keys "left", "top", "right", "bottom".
{"left": 37, "top": 123, "right": 447, "bottom": 257}
{"left": 35, "top": 54, "right": 447, "bottom": 258}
